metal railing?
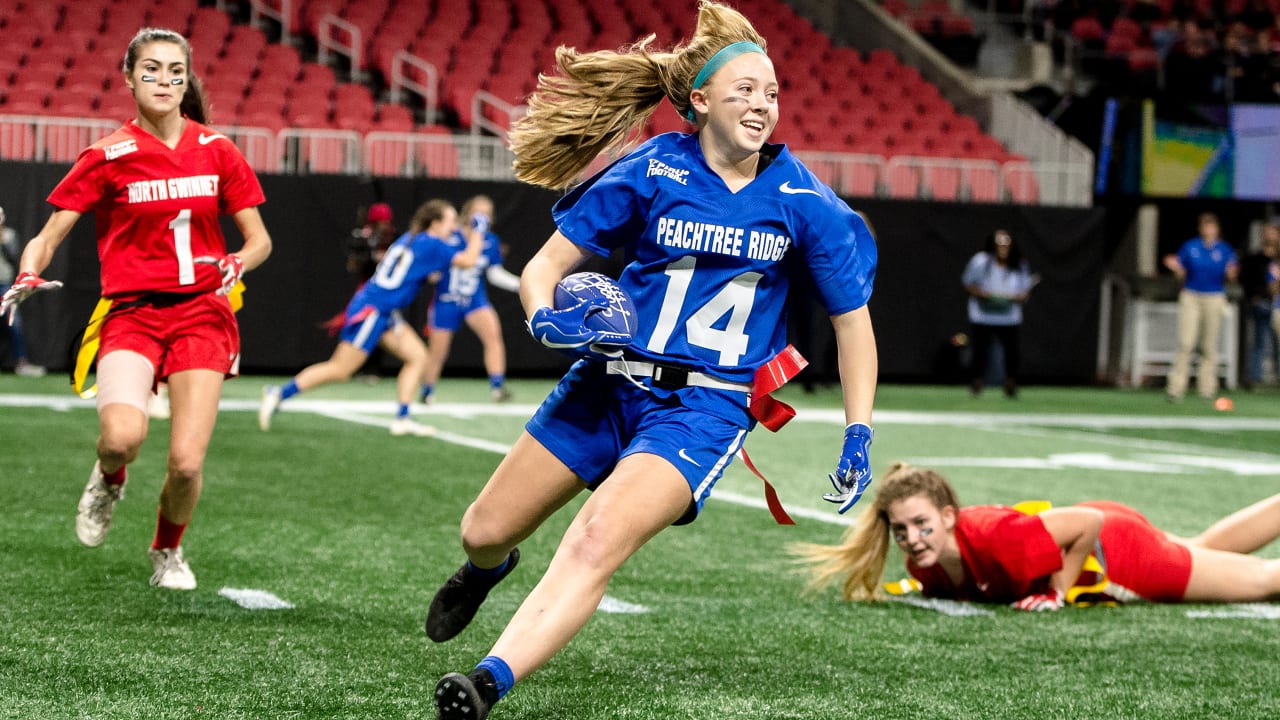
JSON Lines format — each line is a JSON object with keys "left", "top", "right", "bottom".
{"left": 470, "top": 91, "right": 527, "bottom": 140}
{"left": 249, "top": 0, "right": 294, "bottom": 44}
{"left": 0, "top": 114, "right": 1089, "bottom": 203}
{"left": 388, "top": 51, "right": 439, "bottom": 124}
{"left": 989, "top": 91, "right": 1094, "bottom": 205}
{"left": 278, "top": 128, "right": 362, "bottom": 175}
{"left": 317, "top": 14, "right": 363, "bottom": 82}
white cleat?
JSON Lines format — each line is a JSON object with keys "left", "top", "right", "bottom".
{"left": 491, "top": 387, "right": 512, "bottom": 403}
{"left": 76, "top": 462, "right": 124, "bottom": 547}
{"left": 390, "top": 417, "right": 437, "bottom": 437}
{"left": 258, "top": 385, "right": 282, "bottom": 431}
{"left": 149, "top": 547, "right": 197, "bottom": 590}
{"left": 147, "top": 386, "right": 170, "bottom": 420}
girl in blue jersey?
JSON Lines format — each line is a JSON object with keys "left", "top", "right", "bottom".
{"left": 421, "top": 195, "right": 522, "bottom": 404}
{"left": 257, "top": 199, "right": 481, "bottom": 436}
{"left": 427, "top": 4, "right": 878, "bottom": 718}
{"left": 1162, "top": 212, "right": 1239, "bottom": 402}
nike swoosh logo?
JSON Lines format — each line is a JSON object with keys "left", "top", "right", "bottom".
{"left": 677, "top": 448, "right": 701, "bottom": 467}
{"left": 533, "top": 323, "right": 585, "bottom": 349}
{"left": 779, "top": 181, "right": 820, "bottom": 196}
{"left": 198, "top": 133, "right": 226, "bottom": 145}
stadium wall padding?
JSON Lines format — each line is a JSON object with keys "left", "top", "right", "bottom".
{"left": 0, "top": 161, "right": 1105, "bottom": 383}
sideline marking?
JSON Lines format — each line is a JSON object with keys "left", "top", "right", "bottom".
{"left": 598, "top": 596, "right": 650, "bottom": 614}
{"left": 891, "top": 595, "right": 995, "bottom": 617}
{"left": 219, "top": 587, "right": 295, "bottom": 610}
{"left": 1186, "top": 604, "right": 1280, "bottom": 620}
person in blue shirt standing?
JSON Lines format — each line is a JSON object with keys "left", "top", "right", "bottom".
{"left": 258, "top": 199, "right": 481, "bottom": 435}
{"left": 424, "top": 3, "right": 879, "bottom": 718}
{"left": 961, "top": 229, "right": 1036, "bottom": 398}
{"left": 421, "top": 195, "right": 522, "bottom": 404}
{"left": 1163, "top": 212, "right": 1239, "bottom": 402}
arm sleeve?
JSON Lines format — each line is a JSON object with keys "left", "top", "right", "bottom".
{"left": 218, "top": 146, "right": 266, "bottom": 214}
{"left": 486, "top": 263, "right": 521, "bottom": 292}
{"left": 799, "top": 202, "right": 877, "bottom": 315}
{"left": 551, "top": 160, "right": 644, "bottom": 257}
{"left": 47, "top": 148, "right": 109, "bottom": 212}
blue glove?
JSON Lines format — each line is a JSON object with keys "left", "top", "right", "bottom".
{"left": 822, "top": 423, "right": 873, "bottom": 514}
{"left": 526, "top": 299, "right": 631, "bottom": 362}
{"left": 469, "top": 213, "right": 491, "bottom": 234}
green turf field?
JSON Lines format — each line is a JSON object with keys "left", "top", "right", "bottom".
{"left": 3, "top": 374, "right": 1280, "bottom": 719}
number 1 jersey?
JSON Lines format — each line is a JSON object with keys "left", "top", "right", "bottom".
{"left": 47, "top": 120, "right": 265, "bottom": 300}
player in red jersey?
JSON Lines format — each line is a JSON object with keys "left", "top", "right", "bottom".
{"left": 0, "top": 28, "right": 272, "bottom": 590}
{"left": 794, "top": 462, "right": 1280, "bottom": 608}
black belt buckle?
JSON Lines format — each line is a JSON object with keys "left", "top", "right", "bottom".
{"left": 651, "top": 364, "right": 689, "bottom": 390}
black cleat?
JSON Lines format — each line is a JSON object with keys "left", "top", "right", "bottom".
{"left": 435, "top": 669, "right": 499, "bottom": 720}
{"left": 426, "top": 548, "right": 520, "bottom": 642}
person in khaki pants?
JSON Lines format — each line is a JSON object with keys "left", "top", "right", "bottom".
{"left": 1163, "top": 213, "right": 1239, "bottom": 401}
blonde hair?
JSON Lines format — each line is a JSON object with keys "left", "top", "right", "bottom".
{"left": 789, "top": 463, "right": 960, "bottom": 601}
{"left": 509, "top": 0, "right": 767, "bottom": 189}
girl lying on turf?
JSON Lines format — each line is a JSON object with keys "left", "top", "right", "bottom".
{"left": 793, "top": 462, "right": 1280, "bottom": 609}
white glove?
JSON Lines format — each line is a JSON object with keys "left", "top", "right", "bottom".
{"left": 1, "top": 271, "right": 63, "bottom": 325}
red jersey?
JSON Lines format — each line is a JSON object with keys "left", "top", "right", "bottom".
{"left": 908, "top": 505, "right": 1062, "bottom": 603}
{"left": 47, "top": 119, "right": 265, "bottom": 299}
{"left": 906, "top": 502, "right": 1193, "bottom": 604}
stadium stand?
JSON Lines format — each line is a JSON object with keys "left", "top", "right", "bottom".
{"left": 0, "top": 0, "right": 1087, "bottom": 203}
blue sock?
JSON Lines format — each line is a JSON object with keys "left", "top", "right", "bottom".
{"left": 421, "top": 384, "right": 434, "bottom": 400}
{"left": 489, "top": 375, "right": 505, "bottom": 390}
{"left": 476, "top": 656, "right": 514, "bottom": 700}
{"left": 466, "top": 553, "right": 510, "bottom": 579}
{"left": 280, "top": 379, "right": 301, "bottom": 400}
{"left": 396, "top": 403, "right": 410, "bottom": 419}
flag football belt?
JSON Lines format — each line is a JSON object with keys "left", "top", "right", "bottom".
{"left": 605, "top": 359, "right": 751, "bottom": 392}
{"left": 609, "top": 346, "right": 810, "bottom": 526}
{"left": 69, "top": 282, "right": 245, "bottom": 398}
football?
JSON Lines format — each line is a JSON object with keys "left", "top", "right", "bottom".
{"left": 553, "top": 272, "right": 638, "bottom": 338}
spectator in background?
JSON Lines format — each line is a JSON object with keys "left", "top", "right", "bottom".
{"left": 962, "top": 229, "right": 1035, "bottom": 398}
{"left": 1163, "top": 212, "right": 1238, "bottom": 402}
{"left": 420, "top": 195, "right": 522, "bottom": 405}
{"left": 1163, "top": 33, "right": 1223, "bottom": 103}
{"left": 0, "top": 206, "right": 46, "bottom": 377}
{"left": 347, "top": 202, "right": 396, "bottom": 282}
{"left": 1241, "top": 221, "right": 1279, "bottom": 390}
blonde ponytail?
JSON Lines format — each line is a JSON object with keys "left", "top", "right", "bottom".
{"left": 789, "top": 463, "right": 961, "bottom": 601}
{"left": 791, "top": 504, "right": 891, "bottom": 601}
{"left": 509, "top": 1, "right": 768, "bottom": 189}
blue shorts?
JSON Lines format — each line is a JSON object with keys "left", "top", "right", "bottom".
{"left": 526, "top": 360, "right": 755, "bottom": 525}
{"left": 339, "top": 305, "right": 405, "bottom": 353}
{"left": 429, "top": 295, "right": 489, "bottom": 332}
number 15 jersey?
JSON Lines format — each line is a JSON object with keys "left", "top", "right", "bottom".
{"left": 553, "top": 131, "right": 877, "bottom": 384}
{"left": 47, "top": 119, "right": 266, "bottom": 300}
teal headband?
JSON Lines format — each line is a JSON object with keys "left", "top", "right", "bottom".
{"left": 685, "top": 41, "right": 767, "bottom": 121}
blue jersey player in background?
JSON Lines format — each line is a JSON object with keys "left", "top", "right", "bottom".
{"left": 257, "top": 199, "right": 482, "bottom": 437}
{"left": 427, "top": 3, "right": 878, "bottom": 718}
{"left": 421, "top": 195, "right": 522, "bottom": 404}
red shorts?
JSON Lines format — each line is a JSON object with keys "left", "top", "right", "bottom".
{"left": 98, "top": 293, "right": 240, "bottom": 381}
{"left": 1081, "top": 501, "right": 1192, "bottom": 602}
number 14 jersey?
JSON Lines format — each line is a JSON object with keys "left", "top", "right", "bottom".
{"left": 553, "top": 131, "right": 877, "bottom": 383}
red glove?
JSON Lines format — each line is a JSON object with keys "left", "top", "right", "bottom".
{"left": 195, "top": 254, "right": 245, "bottom": 296}
{"left": 1, "top": 271, "right": 63, "bottom": 325}
{"left": 1011, "top": 589, "right": 1065, "bottom": 612}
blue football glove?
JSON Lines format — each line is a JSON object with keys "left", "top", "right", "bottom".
{"left": 469, "top": 212, "right": 491, "bottom": 234}
{"left": 526, "top": 299, "right": 631, "bottom": 362}
{"left": 823, "top": 422, "right": 874, "bottom": 514}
